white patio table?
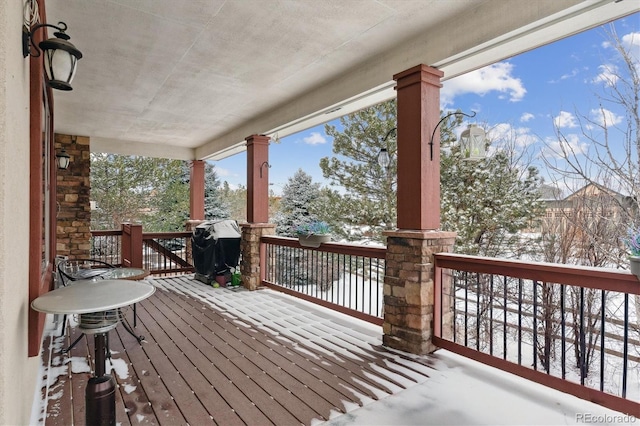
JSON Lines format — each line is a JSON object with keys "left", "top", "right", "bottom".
{"left": 32, "top": 279, "right": 155, "bottom": 426}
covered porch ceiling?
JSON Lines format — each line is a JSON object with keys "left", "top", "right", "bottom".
{"left": 45, "top": 0, "right": 637, "bottom": 161}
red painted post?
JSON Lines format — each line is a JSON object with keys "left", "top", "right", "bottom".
{"left": 190, "top": 160, "right": 205, "bottom": 220}
{"left": 121, "top": 223, "right": 143, "bottom": 268}
{"left": 394, "top": 65, "right": 444, "bottom": 230}
{"left": 246, "top": 134, "right": 270, "bottom": 223}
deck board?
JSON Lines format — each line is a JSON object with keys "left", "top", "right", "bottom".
{"left": 40, "top": 275, "right": 435, "bottom": 425}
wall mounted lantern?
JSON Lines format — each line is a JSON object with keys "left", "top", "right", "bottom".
{"left": 23, "top": 21, "right": 83, "bottom": 91}
{"left": 56, "top": 149, "right": 70, "bottom": 170}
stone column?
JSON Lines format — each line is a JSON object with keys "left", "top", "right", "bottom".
{"left": 55, "top": 134, "right": 91, "bottom": 259}
{"left": 383, "top": 230, "right": 456, "bottom": 354}
{"left": 240, "top": 223, "right": 275, "bottom": 290}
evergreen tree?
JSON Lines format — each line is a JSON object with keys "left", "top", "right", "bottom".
{"left": 441, "top": 138, "right": 544, "bottom": 256}
{"left": 274, "top": 169, "right": 323, "bottom": 236}
{"left": 320, "top": 100, "right": 397, "bottom": 243}
{"left": 204, "top": 162, "right": 230, "bottom": 220}
{"left": 91, "top": 154, "right": 189, "bottom": 230}
{"left": 320, "top": 99, "right": 544, "bottom": 254}
{"left": 145, "top": 160, "right": 190, "bottom": 232}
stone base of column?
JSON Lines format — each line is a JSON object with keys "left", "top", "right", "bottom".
{"left": 240, "top": 223, "right": 276, "bottom": 290}
{"left": 382, "top": 229, "right": 456, "bottom": 355}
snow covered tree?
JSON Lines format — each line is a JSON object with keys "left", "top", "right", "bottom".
{"left": 441, "top": 131, "right": 545, "bottom": 257}
{"left": 320, "top": 100, "right": 397, "bottom": 243}
{"left": 321, "top": 99, "right": 544, "bottom": 252}
{"left": 274, "top": 169, "right": 324, "bottom": 237}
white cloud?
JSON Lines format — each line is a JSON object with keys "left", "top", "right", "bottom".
{"left": 302, "top": 132, "right": 327, "bottom": 145}
{"left": 441, "top": 62, "right": 526, "bottom": 106}
{"left": 520, "top": 112, "right": 535, "bottom": 123}
{"left": 590, "top": 107, "right": 623, "bottom": 127}
{"left": 487, "top": 122, "right": 537, "bottom": 148}
{"left": 544, "top": 134, "right": 588, "bottom": 158}
{"left": 214, "top": 166, "right": 231, "bottom": 177}
{"left": 621, "top": 31, "right": 640, "bottom": 58}
{"left": 592, "top": 64, "right": 619, "bottom": 86}
{"left": 554, "top": 111, "right": 577, "bottom": 128}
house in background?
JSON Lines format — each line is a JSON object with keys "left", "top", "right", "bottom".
{"left": 1, "top": 0, "right": 638, "bottom": 424}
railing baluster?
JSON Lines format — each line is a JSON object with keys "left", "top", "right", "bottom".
{"left": 503, "top": 276, "right": 507, "bottom": 360}
{"left": 518, "top": 278, "right": 522, "bottom": 366}
{"left": 489, "top": 274, "right": 494, "bottom": 356}
{"left": 561, "top": 284, "right": 566, "bottom": 379}
{"left": 476, "top": 272, "right": 480, "bottom": 351}
{"left": 464, "top": 271, "right": 469, "bottom": 347}
{"left": 579, "top": 286, "right": 586, "bottom": 385}
{"left": 533, "top": 279, "right": 538, "bottom": 371}
{"left": 622, "top": 292, "right": 628, "bottom": 398}
{"left": 453, "top": 272, "right": 457, "bottom": 343}
{"left": 600, "top": 289, "right": 605, "bottom": 392}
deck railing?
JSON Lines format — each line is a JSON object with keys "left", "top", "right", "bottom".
{"left": 433, "top": 253, "right": 640, "bottom": 416}
{"left": 260, "top": 236, "right": 385, "bottom": 325}
{"left": 90, "top": 225, "right": 194, "bottom": 276}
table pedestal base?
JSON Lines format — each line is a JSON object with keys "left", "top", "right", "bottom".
{"left": 86, "top": 375, "right": 116, "bottom": 426}
{"left": 86, "top": 332, "right": 116, "bottom": 426}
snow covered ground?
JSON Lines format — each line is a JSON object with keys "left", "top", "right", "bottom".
{"left": 324, "top": 350, "right": 635, "bottom": 425}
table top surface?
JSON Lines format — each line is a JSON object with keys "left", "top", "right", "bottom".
{"left": 31, "top": 279, "right": 156, "bottom": 315}
{"left": 69, "top": 267, "right": 149, "bottom": 281}
{"left": 102, "top": 267, "right": 149, "bottom": 280}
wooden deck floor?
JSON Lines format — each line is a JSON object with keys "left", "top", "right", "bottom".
{"left": 37, "top": 275, "right": 436, "bottom": 425}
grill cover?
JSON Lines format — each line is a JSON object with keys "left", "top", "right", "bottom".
{"left": 192, "top": 220, "right": 241, "bottom": 284}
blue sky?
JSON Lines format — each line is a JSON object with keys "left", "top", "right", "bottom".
{"left": 212, "top": 13, "right": 639, "bottom": 195}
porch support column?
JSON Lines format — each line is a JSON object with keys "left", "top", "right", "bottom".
{"left": 189, "top": 160, "right": 205, "bottom": 220}
{"left": 395, "top": 64, "right": 444, "bottom": 230}
{"left": 246, "top": 134, "right": 270, "bottom": 223}
{"left": 242, "top": 135, "right": 273, "bottom": 291}
{"left": 382, "top": 64, "right": 455, "bottom": 355}
{"left": 240, "top": 223, "right": 275, "bottom": 290}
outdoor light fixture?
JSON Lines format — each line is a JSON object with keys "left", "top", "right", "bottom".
{"left": 377, "top": 128, "right": 397, "bottom": 169}
{"left": 56, "top": 149, "right": 70, "bottom": 170}
{"left": 23, "top": 21, "right": 83, "bottom": 91}
{"left": 428, "top": 111, "right": 480, "bottom": 160}
{"left": 260, "top": 161, "right": 271, "bottom": 178}
{"left": 376, "top": 111, "right": 486, "bottom": 167}
{"left": 459, "top": 124, "right": 487, "bottom": 160}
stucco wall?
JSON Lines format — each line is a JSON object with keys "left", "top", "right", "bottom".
{"left": 0, "top": 1, "right": 42, "bottom": 425}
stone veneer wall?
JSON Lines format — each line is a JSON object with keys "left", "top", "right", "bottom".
{"left": 55, "top": 134, "right": 91, "bottom": 259}
{"left": 240, "top": 223, "right": 276, "bottom": 290}
{"left": 382, "top": 230, "right": 456, "bottom": 354}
